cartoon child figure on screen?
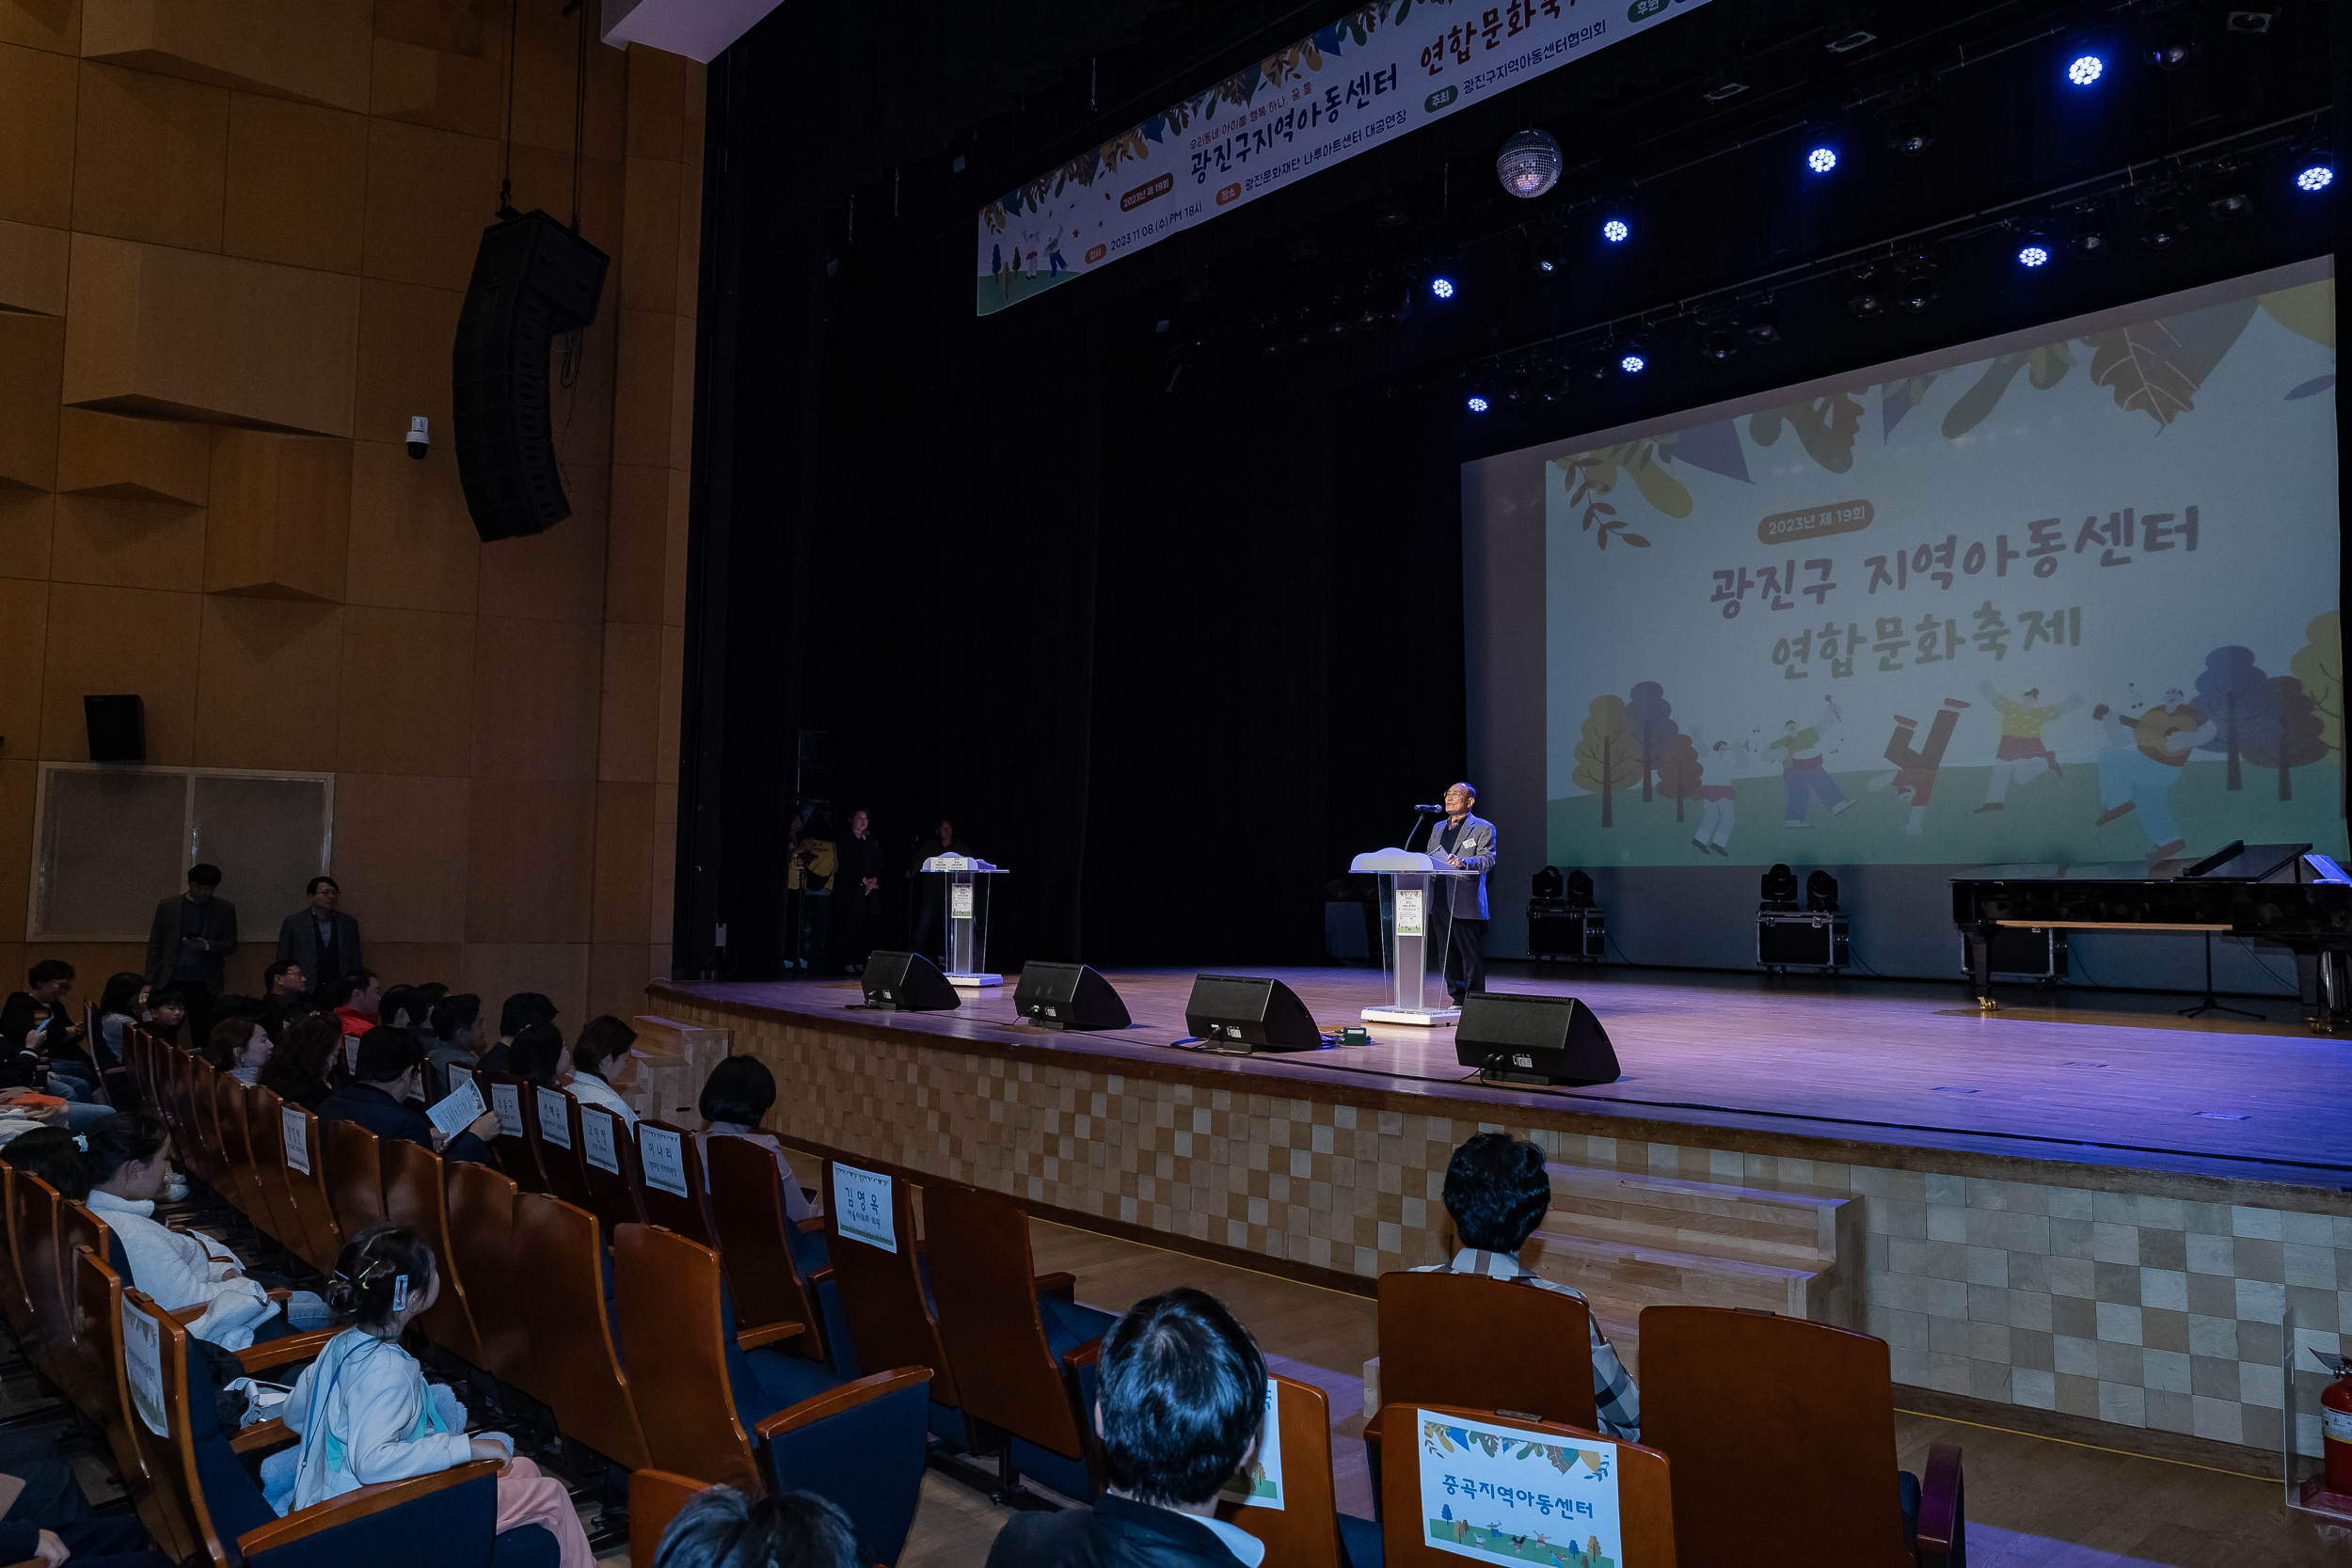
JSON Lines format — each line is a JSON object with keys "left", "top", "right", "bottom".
{"left": 1770, "top": 700, "right": 1851, "bottom": 828}
{"left": 2091, "top": 684, "right": 2212, "bottom": 864}
{"left": 1978, "top": 683, "right": 2082, "bottom": 811}
{"left": 1687, "top": 730, "right": 1746, "bottom": 857}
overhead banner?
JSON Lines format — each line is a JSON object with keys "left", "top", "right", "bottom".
{"left": 977, "top": 0, "right": 1716, "bottom": 315}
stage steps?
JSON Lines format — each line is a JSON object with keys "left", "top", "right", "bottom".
{"left": 1361, "top": 1161, "right": 1859, "bottom": 1414}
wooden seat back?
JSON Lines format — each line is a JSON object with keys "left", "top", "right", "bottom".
{"left": 72, "top": 1240, "right": 187, "bottom": 1560}
{"left": 0, "top": 1160, "right": 34, "bottom": 1349}
{"left": 1638, "top": 1305, "right": 1914, "bottom": 1568}
{"left": 512, "top": 1192, "right": 650, "bottom": 1469}
{"left": 184, "top": 1054, "right": 227, "bottom": 1194}
{"left": 322, "top": 1120, "right": 386, "bottom": 1243}
{"left": 704, "top": 1135, "right": 827, "bottom": 1361}
{"left": 923, "top": 1184, "right": 1089, "bottom": 1459}
{"left": 215, "top": 1078, "right": 286, "bottom": 1244}
{"left": 56, "top": 1197, "right": 113, "bottom": 1406}
{"left": 15, "top": 1174, "right": 68, "bottom": 1371}
{"left": 529, "top": 1084, "right": 596, "bottom": 1212}
{"left": 479, "top": 1071, "right": 547, "bottom": 1193}
{"left": 1375, "top": 1272, "right": 1598, "bottom": 1433}
{"left": 269, "top": 1093, "right": 343, "bottom": 1271}
{"left": 821, "top": 1161, "right": 958, "bottom": 1405}
{"left": 378, "top": 1137, "right": 485, "bottom": 1370}
{"left": 443, "top": 1160, "right": 534, "bottom": 1396}
{"left": 118, "top": 1289, "right": 222, "bottom": 1567}
{"left": 577, "top": 1105, "right": 647, "bottom": 1233}
{"left": 612, "top": 1222, "right": 762, "bottom": 1492}
{"left": 1215, "top": 1374, "right": 1343, "bottom": 1565}
{"left": 1375, "top": 1403, "right": 1677, "bottom": 1566}
{"left": 242, "top": 1082, "right": 310, "bottom": 1258}
{"left": 637, "top": 1120, "right": 715, "bottom": 1244}
{"left": 628, "top": 1470, "right": 710, "bottom": 1568}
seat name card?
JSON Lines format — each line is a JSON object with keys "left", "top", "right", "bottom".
{"left": 535, "top": 1087, "right": 573, "bottom": 1148}
{"left": 281, "top": 1107, "right": 310, "bottom": 1174}
{"left": 1416, "top": 1409, "right": 1623, "bottom": 1564}
{"left": 1216, "top": 1378, "right": 1284, "bottom": 1511}
{"left": 581, "top": 1109, "right": 621, "bottom": 1174}
{"left": 640, "top": 1126, "right": 690, "bottom": 1196}
{"left": 489, "top": 1081, "right": 523, "bottom": 1138}
{"left": 832, "top": 1163, "right": 896, "bottom": 1253}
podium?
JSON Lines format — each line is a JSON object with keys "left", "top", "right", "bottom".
{"left": 1349, "top": 848, "right": 1478, "bottom": 1026}
{"left": 921, "top": 856, "right": 1008, "bottom": 986}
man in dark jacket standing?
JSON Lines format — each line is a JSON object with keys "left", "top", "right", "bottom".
{"left": 274, "top": 876, "right": 362, "bottom": 1000}
{"left": 985, "top": 1288, "right": 1269, "bottom": 1568}
{"left": 144, "top": 864, "right": 236, "bottom": 1050}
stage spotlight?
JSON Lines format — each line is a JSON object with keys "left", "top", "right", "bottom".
{"left": 2145, "top": 40, "right": 2190, "bottom": 71}
{"left": 1430, "top": 276, "right": 1456, "bottom": 300}
{"left": 1892, "top": 258, "right": 1939, "bottom": 312}
{"left": 1581, "top": 353, "right": 1613, "bottom": 384}
{"left": 2225, "top": 10, "right": 2274, "bottom": 32}
{"left": 2138, "top": 205, "right": 2187, "bottom": 249}
{"left": 1497, "top": 129, "right": 1564, "bottom": 198}
{"left": 1619, "top": 351, "right": 1646, "bottom": 374}
{"left": 2071, "top": 226, "right": 2109, "bottom": 257}
{"left": 2066, "top": 54, "right": 2104, "bottom": 86}
{"left": 2296, "top": 164, "right": 2334, "bottom": 192}
{"left": 1758, "top": 863, "right": 1799, "bottom": 911}
{"left": 1805, "top": 869, "right": 1840, "bottom": 912}
{"left": 1373, "top": 190, "right": 1410, "bottom": 228}
{"left": 1745, "top": 308, "right": 1784, "bottom": 346}
{"left": 1466, "top": 394, "right": 1490, "bottom": 413}
{"left": 2017, "top": 236, "right": 2051, "bottom": 268}
{"left": 1533, "top": 243, "right": 1562, "bottom": 277}
{"left": 1847, "top": 289, "right": 1885, "bottom": 318}
{"left": 1886, "top": 111, "right": 1935, "bottom": 156}
{"left": 1805, "top": 145, "right": 1838, "bottom": 174}
{"left": 1701, "top": 330, "right": 1739, "bottom": 360}
{"left": 1601, "top": 217, "right": 1630, "bottom": 244}
{"left": 2205, "top": 191, "right": 2253, "bottom": 222}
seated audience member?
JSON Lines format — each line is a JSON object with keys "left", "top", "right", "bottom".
{"left": 94, "top": 971, "right": 149, "bottom": 1069}
{"left": 262, "top": 960, "right": 312, "bottom": 1030}
{"left": 413, "top": 981, "right": 451, "bottom": 1006}
{"left": 376, "top": 984, "right": 428, "bottom": 1034}
{"left": 1, "top": 1126, "right": 86, "bottom": 1196}
{"left": 260, "top": 1014, "right": 340, "bottom": 1112}
{"left": 1415, "top": 1131, "right": 1639, "bottom": 1440}
{"left": 985, "top": 1289, "right": 1268, "bottom": 1568}
{"left": 566, "top": 1016, "right": 639, "bottom": 1128}
{"left": 328, "top": 970, "right": 382, "bottom": 1037}
{"left": 277, "top": 1227, "right": 594, "bottom": 1568}
{"left": 425, "top": 993, "right": 485, "bottom": 1100}
{"left": 481, "top": 992, "right": 557, "bottom": 1074}
{"left": 653, "top": 1487, "right": 858, "bottom": 1568}
{"left": 206, "top": 1017, "right": 274, "bottom": 1085}
{"left": 505, "top": 1023, "right": 566, "bottom": 1091}
{"left": 0, "top": 1429, "right": 172, "bottom": 1568}
{"left": 697, "top": 1057, "right": 824, "bottom": 1268}
{"left": 143, "top": 987, "right": 190, "bottom": 1049}
{"left": 317, "top": 1028, "right": 497, "bottom": 1163}
{"left": 2, "top": 959, "right": 93, "bottom": 1088}
{"left": 81, "top": 1113, "right": 281, "bottom": 1346}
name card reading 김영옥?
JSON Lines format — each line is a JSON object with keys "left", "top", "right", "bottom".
{"left": 832, "top": 1163, "right": 896, "bottom": 1253}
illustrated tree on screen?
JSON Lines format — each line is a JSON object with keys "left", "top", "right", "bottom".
{"left": 1656, "top": 731, "right": 1704, "bottom": 823}
{"left": 1626, "top": 682, "right": 1679, "bottom": 802}
{"left": 2193, "top": 646, "right": 2270, "bottom": 791}
{"left": 2288, "top": 611, "right": 2343, "bottom": 816}
{"left": 2243, "top": 675, "right": 2327, "bottom": 802}
{"left": 1575, "top": 696, "right": 1642, "bottom": 828}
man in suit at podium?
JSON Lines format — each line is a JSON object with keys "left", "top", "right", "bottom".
{"left": 1433, "top": 781, "right": 1496, "bottom": 1003}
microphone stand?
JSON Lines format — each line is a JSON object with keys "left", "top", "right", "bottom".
{"left": 1406, "top": 807, "right": 1438, "bottom": 853}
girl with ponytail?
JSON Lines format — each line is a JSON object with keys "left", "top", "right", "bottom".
{"left": 81, "top": 1112, "right": 278, "bottom": 1344}
{"left": 277, "top": 1227, "right": 595, "bottom": 1566}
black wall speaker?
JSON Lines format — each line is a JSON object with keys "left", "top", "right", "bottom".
{"left": 1013, "top": 962, "right": 1131, "bottom": 1030}
{"left": 1183, "top": 974, "right": 1323, "bottom": 1052}
{"left": 453, "top": 209, "right": 610, "bottom": 544}
{"left": 84, "top": 694, "right": 145, "bottom": 763}
{"left": 1454, "top": 992, "right": 1620, "bottom": 1085}
{"left": 859, "top": 951, "right": 961, "bottom": 1011}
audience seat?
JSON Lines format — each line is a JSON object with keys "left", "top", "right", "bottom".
{"left": 1375, "top": 1402, "right": 1674, "bottom": 1566}
{"left": 627, "top": 1470, "right": 707, "bottom": 1566}
{"left": 510, "top": 1192, "right": 651, "bottom": 1470}
{"left": 576, "top": 1104, "right": 647, "bottom": 1234}
{"left": 184, "top": 1057, "right": 231, "bottom": 1201}
{"left": 0, "top": 1162, "right": 43, "bottom": 1372}
{"left": 636, "top": 1120, "right": 717, "bottom": 1245}
{"left": 11, "top": 1173, "right": 68, "bottom": 1386}
{"left": 72, "top": 1242, "right": 186, "bottom": 1561}
{"left": 1215, "top": 1374, "right": 1383, "bottom": 1568}
{"left": 260, "top": 1088, "right": 342, "bottom": 1272}
{"left": 322, "top": 1121, "right": 387, "bottom": 1243}
{"left": 527, "top": 1084, "right": 596, "bottom": 1213}
{"left": 1638, "top": 1305, "right": 1964, "bottom": 1568}
{"left": 479, "top": 1072, "right": 548, "bottom": 1194}
{"left": 1367, "top": 1270, "right": 1600, "bottom": 1446}
{"left": 218, "top": 1078, "right": 296, "bottom": 1254}
{"left": 443, "top": 1161, "right": 537, "bottom": 1398}
{"left": 922, "top": 1184, "right": 1117, "bottom": 1502}
{"left": 819, "top": 1160, "right": 968, "bottom": 1447}
{"left": 704, "top": 1135, "right": 838, "bottom": 1370}
{"left": 379, "top": 1135, "right": 489, "bottom": 1372}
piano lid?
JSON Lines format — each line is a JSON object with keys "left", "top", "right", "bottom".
{"left": 1952, "top": 842, "right": 2312, "bottom": 883}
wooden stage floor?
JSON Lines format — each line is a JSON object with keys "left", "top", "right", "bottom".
{"left": 660, "top": 963, "right": 2352, "bottom": 1191}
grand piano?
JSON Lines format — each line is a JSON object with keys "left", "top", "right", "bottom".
{"left": 1952, "top": 841, "right": 2352, "bottom": 1032}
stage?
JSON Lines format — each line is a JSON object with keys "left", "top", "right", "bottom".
{"left": 646, "top": 962, "right": 2351, "bottom": 1469}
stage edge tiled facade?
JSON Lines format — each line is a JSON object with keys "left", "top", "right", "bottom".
{"left": 675, "top": 1003, "right": 2350, "bottom": 1465}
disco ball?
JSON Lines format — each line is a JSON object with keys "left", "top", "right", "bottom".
{"left": 1496, "top": 130, "right": 1563, "bottom": 199}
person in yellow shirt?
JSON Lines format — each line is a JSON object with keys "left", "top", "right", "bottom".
{"left": 1978, "top": 682, "right": 2081, "bottom": 811}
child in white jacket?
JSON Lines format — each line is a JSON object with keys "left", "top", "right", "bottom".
{"left": 278, "top": 1227, "right": 593, "bottom": 1567}
{"left": 80, "top": 1113, "right": 279, "bottom": 1346}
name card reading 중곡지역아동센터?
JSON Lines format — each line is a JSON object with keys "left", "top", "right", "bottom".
{"left": 1417, "top": 1408, "right": 1624, "bottom": 1564}
{"left": 832, "top": 1163, "right": 896, "bottom": 1253}
{"left": 1216, "top": 1378, "right": 1285, "bottom": 1511}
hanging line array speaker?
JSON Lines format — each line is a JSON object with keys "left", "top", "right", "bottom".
{"left": 453, "top": 209, "right": 610, "bottom": 543}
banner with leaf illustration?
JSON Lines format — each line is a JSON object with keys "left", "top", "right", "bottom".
{"left": 976, "top": 0, "right": 1716, "bottom": 316}
{"left": 1534, "top": 261, "right": 2343, "bottom": 868}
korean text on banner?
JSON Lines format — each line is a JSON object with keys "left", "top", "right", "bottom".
{"left": 641, "top": 1125, "right": 691, "bottom": 1196}
{"left": 1414, "top": 1408, "right": 1623, "bottom": 1563}
{"left": 976, "top": 0, "right": 1714, "bottom": 315}
{"left": 832, "top": 1163, "right": 897, "bottom": 1253}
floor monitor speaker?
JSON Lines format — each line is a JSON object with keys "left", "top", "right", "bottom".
{"left": 453, "top": 209, "right": 610, "bottom": 543}
{"left": 1013, "top": 962, "right": 1131, "bottom": 1030}
{"left": 859, "top": 951, "right": 961, "bottom": 1012}
{"left": 1455, "top": 991, "right": 1620, "bottom": 1085}
{"left": 84, "top": 694, "right": 145, "bottom": 763}
{"left": 1183, "top": 974, "right": 1323, "bottom": 1052}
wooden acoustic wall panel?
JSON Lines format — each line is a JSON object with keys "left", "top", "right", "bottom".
{"left": 56, "top": 408, "right": 207, "bottom": 504}
{"left": 192, "top": 596, "right": 341, "bottom": 770}
{"left": 0, "top": 0, "right": 82, "bottom": 55}
{"left": 222, "top": 93, "right": 366, "bottom": 274}
{"left": 0, "top": 576, "right": 47, "bottom": 765}
{"left": 0, "top": 42, "right": 77, "bottom": 230}
{"left": 0, "top": 217, "right": 68, "bottom": 316}
{"left": 38, "top": 580, "right": 198, "bottom": 761}
{"left": 0, "top": 312, "right": 64, "bottom": 490}
{"left": 370, "top": 38, "right": 501, "bottom": 138}
{"left": 0, "top": 756, "right": 32, "bottom": 944}
{"left": 71, "top": 61, "right": 228, "bottom": 251}
{"left": 62, "top": 234, "right": 358, "bottom": 435}
{"left": 329, "top": 772, "right": 469, "bottom": 942}
{"left": 204, "top": 429, "right": 352, "bottom": 600}
{"left": 79, "top": 0, "right": 370, "bottom": 113}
